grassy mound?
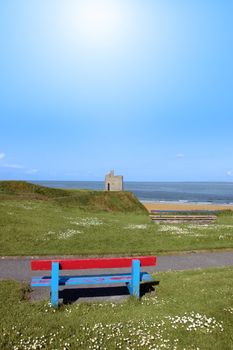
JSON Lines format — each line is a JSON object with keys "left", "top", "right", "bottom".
{"left": 0, "top": 181, "right": 146, "bottom": 213}
{"left": 0, "top": 180, "right": 69, "bottom": 197}
{"left": 58, "top": 190, "right": 147, "bottom": 213}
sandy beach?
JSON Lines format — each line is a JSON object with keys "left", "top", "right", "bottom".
{"left": 142, "top": 201, "right": 233, "bottom": 212}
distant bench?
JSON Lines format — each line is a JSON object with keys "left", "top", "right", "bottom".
{"left": 150, "top": 210, "right": 217, "bottom": 224}
{"left": 31, "top": 256, "right": 156, "bottom": 308}
{"left": 151, "top": 210, "right": 219, "bottom": 214}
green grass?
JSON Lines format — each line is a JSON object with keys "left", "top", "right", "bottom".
{"left": 0, "top": 181, "right": 233, "bottom": 256}
{"left": 0, "top": 181, "right": 147, "bottom": 213}
{"left": 1, "top": 267, "right": 233, "bottom": 349}
{"left": 1, "top": 197, "right": 233, "bottom": 256}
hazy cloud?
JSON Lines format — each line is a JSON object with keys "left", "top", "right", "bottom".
{"left": 24, "top": 169, "right": 39, "bottom": 174}
{"left": 0, "top": 158, "right": 39, "bottom": 175}
{"left": 227, "top": 170, "right": 233, "bottom": 176}
{"left": 176, "top": 153, "right": 184, "bottom": 158}
{"left": 3, "top": 163, "right": 24, "bottom": 169}
{"left": 0, "top": 152, "right": 5, "bottom": 160}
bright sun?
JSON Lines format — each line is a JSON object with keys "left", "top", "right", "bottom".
{"left": 68, "top": 0, "right": 125, "bottom": 45}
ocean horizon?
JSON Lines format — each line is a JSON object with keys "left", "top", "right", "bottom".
{"left": 31, "top": 181, "right": 233, "bottom": 205}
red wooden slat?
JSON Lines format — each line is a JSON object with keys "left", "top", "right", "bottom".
{"left": 31, "top": 256, "right": 156, "bottom": 271}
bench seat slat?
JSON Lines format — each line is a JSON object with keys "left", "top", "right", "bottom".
{"left": 31, "top": 272, "right": 153, "bottom": 287}
{"left": 31, "top": 256, "right": 156, "bottom": 271}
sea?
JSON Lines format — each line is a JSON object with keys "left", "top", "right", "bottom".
{"left": 31, "top": 181, "right": 233, "bottom": 205}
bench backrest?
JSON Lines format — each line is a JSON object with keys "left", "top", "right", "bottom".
{"left": 31, "top": 256, "right": 156, "bottom": 271}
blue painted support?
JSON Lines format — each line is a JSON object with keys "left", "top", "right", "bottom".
{"left": 51, "top": 262, "right": 59, "bottom": 308}
{"left": 131, "top": 259, "right": 140, "bottom": 299}
{"left": 31, "top": 272, "right": 153, "bottom": 287}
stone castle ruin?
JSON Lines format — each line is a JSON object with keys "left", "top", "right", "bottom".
{"left": 105, "top": 170, "right": 123, "bottom": 191}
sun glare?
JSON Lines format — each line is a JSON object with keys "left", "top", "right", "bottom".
{"left": 72, "top": 0, "right": 124, "bottom": 45}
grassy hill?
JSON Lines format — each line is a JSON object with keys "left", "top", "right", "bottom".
{"left": 1, "top": 181, "right": 233, "bottom": 256}
{"left": 0, "top": 181, "right": 147, "bottom": 213}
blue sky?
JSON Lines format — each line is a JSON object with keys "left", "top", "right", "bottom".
{"left": 0, "top": 0, "right": 232, "bottom": 181}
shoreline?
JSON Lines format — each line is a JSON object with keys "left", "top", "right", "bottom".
{"left": 142, "top": 201, "right": 233, "bottom": 211}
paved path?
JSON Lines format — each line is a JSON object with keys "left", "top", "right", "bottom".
{"left": 1, "top": 251, "right": 233, "bottom": 302}
{"left": 1, "top": 251, "right": 233, "bottom": 282}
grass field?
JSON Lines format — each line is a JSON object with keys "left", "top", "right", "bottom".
{"left": 1, "top": 267, "right": 233, "bottom": 349}
{"left": 0, "top": 180, "right": 233, "bottom": 256}
{"left": 1, "top": 182, "right": 233, "bottom": 349}
{"left": 1, "top": 197, "right": 233, "bottom": 256}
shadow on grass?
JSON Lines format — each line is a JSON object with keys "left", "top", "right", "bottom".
{"left": 59, "top": 281, "right": 159, "bottom": 304}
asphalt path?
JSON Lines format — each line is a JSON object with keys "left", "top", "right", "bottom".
{"left": 1, "top": 251, "right": 232, "bottom": 302}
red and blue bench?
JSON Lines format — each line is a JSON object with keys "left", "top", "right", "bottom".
{"left": 31, "top": 256, "right": 156, "bottom": 307}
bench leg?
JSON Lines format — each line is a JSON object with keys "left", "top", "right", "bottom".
{"left": 51, "top": 262, "right": 59, "bottom": 308}
{"left": 128, "top": 259, "right": 140, "bottom": 299}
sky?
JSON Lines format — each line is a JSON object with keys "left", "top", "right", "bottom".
{"left": 0, "top": 0, "right": 233, "bottom": 182}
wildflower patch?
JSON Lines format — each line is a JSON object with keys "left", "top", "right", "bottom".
{"left": 58, "top": 229, "right": 81, "bottom": 239}
{"left": 70, "top": 217, "right": 103, "bottom": 227}
{"left": 159, "top": 223, "right": 233, "bottom": 239}
{"left": 4, "top": 314, "right": 225, "bottom": 350}
{"left": 124, "top": 224, "right": 148, "bottom": 230}
{"left": 166, "top": 312, "right": 224, "bottom": 333}
{"left": 224, "top": 307, "right": 233, "bottom": 314}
